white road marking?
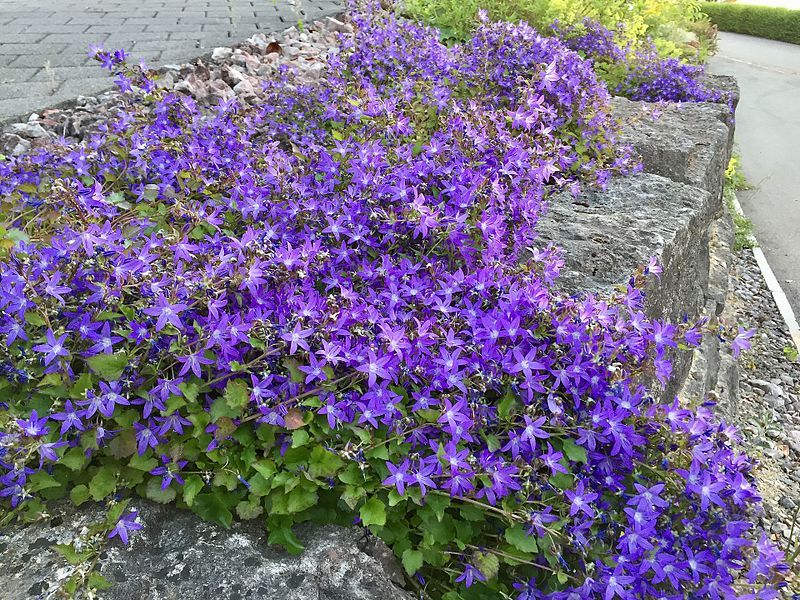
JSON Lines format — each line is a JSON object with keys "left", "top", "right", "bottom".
{"left": 729, "top": 193, "right": 800, "bottom": 352}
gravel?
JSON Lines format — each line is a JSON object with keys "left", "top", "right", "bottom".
{"left": 729, "top": 249, "right": 800, "bottom": 593}
{"left": 0, "top": 15, "right": 349, "bottom": 152}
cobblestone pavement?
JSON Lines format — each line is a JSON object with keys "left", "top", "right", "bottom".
{"left": 0, "top": 0, "right": 341, "bottom": 121}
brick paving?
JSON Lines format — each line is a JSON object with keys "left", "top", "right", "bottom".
{"left": 0, "top": 0, "right": 341, "bottom": 121}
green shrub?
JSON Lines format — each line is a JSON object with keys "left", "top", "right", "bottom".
{"left": 403, "top": 0, "right": 707, "bottom": 52}
{"left": 702, "top": 2, "right": 800, "bottom": 45}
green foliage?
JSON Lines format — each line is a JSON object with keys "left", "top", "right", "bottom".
{"left": 724, "top": 155, "right": 756, "bottom": 251}
{"left": 403, "top": 0, "right": 707, "bottom": 52}
{"left": 703, "top": 2, "right": 800, "bottom": 45}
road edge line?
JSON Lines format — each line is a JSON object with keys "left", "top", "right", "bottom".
{"left": 729, "top": 192, "right": 800, "bottom": 353}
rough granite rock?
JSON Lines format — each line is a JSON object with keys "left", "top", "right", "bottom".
{"left": 538, "top": 174, "right": 713, "bottom": 321}
{"left": 0, "top": 500, "right": 413, "bottom": 600}
{"left": 611, "top": 96, "right": 733, "bottom": 209}
{"left": 535, "top": 173, "right": 714, "bottom": 401}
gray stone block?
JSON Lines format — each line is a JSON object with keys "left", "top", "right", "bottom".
{"left": 0, "top": 500, "right": 413, "bottom": 600}
{"left": 611, "top": 96, "right": 733, "bottom": 211}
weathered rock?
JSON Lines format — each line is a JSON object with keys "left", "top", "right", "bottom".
{"left": 538, "top": 174, "right": 713, "bottom": 324}
{"left": 0, "top": 500, "right": 413, "bottom": 600}
{"left": 702, "top": 73, "right": 741, "bottom": 110}
{"left": 174, "top": 73, "right": 208, "bottom": 99}
{"left": 233, "top": 79, "right": 257, "bottom": 97}
{"left": 611, "top": 96, "right": 733, "bottom": 210}
{"left": 0, "top": 132, "right": 31, "bottom": 156}
{"left": 536, "top": 174, "right": 715, "bottom": 401}
{"left": 211, "top": 47, "right": 234, "bottom": 62}
{"left": 7, "top": 122, "right": 49, "bottom": 139}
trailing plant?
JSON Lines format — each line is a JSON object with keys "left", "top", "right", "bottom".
{"left": 0, "top": 5, "right": 788, "bottom": 599}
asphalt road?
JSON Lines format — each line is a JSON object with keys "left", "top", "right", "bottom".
{"left": 708, "top": 32, "right": 800, "bottom": 315}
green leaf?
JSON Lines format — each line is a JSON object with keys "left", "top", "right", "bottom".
{"left": 291, "top": 429, "right": 310, "bottom": 448}
{"left": 287, "top": 487, "right": 318, "bottom": 514}
{"left": 359, "top": 498, "right": 386, "bottom": 527}
{"left": 179, "top": 380, "right": 202, "bottom": 404}
{"left": 70, "top": 484, "right": 91, "bottom": 506}
{"left": 424, "top": 494, "right": 450, "bottom": 522}
{"left": 402, "top": 548, "right": 424, "bottom": 575}
{"left": 86, "top": 352, "right": 129, "bottom": 380}
{"left": 89, "top": 466, "right": 118, "bottom": 501}
{"left": 248, "top": 473, "right": 272, "bottom": 497}
{"left": 504, "top": 525, "right": 538, "bottom": 553}
{"left": 28, "top": 471, "right": 61, "bottom": 492}
{"left": 224, "top": 379, "right": 250, "bottom": 411}
{"left": 267, "top": 517, "right": 305, "bottom": 555}
{"left": 561, "top": 438, "right": 587, "bottom": 464}
{"left": 282, "top": 357, "right": 305, "bottom": 383}
{"left": 144, "top": 477, "right": 177, "bottom": 504}
{"left": 549, "top": 472, "right": 574, "bottom": 490}
{"left": 192, "top": 492, "right": 233, "bottom": 528}
{"left": 60, "top": 447, "right": 88, "bottom": 471}
{"left": 129, "top": 453, "right": 157, "bottom": 471}
{"left": 52, "top": 544, "right": 93, "bottom": 565}
{"left": 210, "top": 396, "right": 240, "bottom": 422}
{"left": 182, "top": 475, "right": 205, "bottom": 507}
{"left": 87, "top": 572, "right": 114, "bottom": 591}
{"left": 474, "top": 551, "right": 500, "bottom": 580}
{"left": 236, "top": 498, "right": 264, "bottom": 520}
{"left": 498, "top": 388, "right": 518, "bottom": 418}
{"left": 308, "top": 446, "right": 344, "bottom": 478}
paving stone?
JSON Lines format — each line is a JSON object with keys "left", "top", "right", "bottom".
{"left": 0, "top": 0, "right": 343, "bottom": 121}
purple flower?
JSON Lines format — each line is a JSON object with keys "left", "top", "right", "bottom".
{"left": 108, "top": 510, "right": 143, "bottom": 545}
{"left": 50, "top": 401, "right": 85, "bottom": 435}
{"left": 150, "top": 455, "right": 188, "bottom": 489}
{"left": 565, "top": 480, "right": 599, "bottom": 518}
{"left": 32, "top": 329, "right": 69, "bottom": 366}
{"left": 731, "top": 327, "right": 755, "bottom": 358}
{"left": 16, "top": 410, "right": 49, "bottom": 436}
{"left": 143, "top": 296, "right": 188, "bottom": 332}
{"left": 383, "top": 459, "right": 411, "bottom": 496}
{"left": 455, "top": 563, "right": 486, "bottom": 588}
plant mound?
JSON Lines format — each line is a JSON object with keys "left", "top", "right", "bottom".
{"left": 551, "top": 18, "right": 728, "bottom": 105}
{"left": 0, "top": 5, "right": 787, "bottom": 599}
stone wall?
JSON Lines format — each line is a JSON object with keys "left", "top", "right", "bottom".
{"left": 0, "top": 80, "right": 741, "bottom": 599}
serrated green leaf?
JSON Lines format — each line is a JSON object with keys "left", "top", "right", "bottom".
{"left": 60, "top": 447, "right": 88, "bottom": 471}
{"left": 70, "top": 484, "right": 91, "bottom": 506}
{"left": 360, "top": 498, "right": 386, "bottom": 527}
{"left": 423, "top": 494, "right": 450, "bottom": 522}
{"left": 267, "top": 518, "right": 305, "bottom": 554}
{"left": 561, "top": 438, "right": 587, "bottom": 464}
{"left": 308, "top": 446, "right": 344, "bottom": 478}
{"left": 504, "top": 524, "right": 538, "bottom": 553}
{"left": 144, "top": 477, "right": 177, "bottom": 504}
{"left": 192, "top": 492, "right": 233, "bottom": 528}
{"left": 402, "top": 548, "right": 424, "bottom": 575}
{"left": 89, "top": 466, "right": 118, "bottom": 501}
{"left": 129, "top": 453, "right": 157, "bottom": 471}
{"left": 291, "top": 429, "right": 309, "bottom": 448}
{"left": 210, "top": 396, "right": 240, "bottom": 422}
{"left": 179, "top": 380, "right": 202, "bottom": 404}
{"left": 183, "top": 475, "right": 204, "bottom": 507}
{"left": 287, "top": 487, "right": 318, "bottom": 514}
{"left": 86, "top": 352, "right": 128, "bottom": 380}
{"left": 87, "top": 572, "right": 114, "bottom": 591}
{"left": 53, "top": 544, "right": 94, "bottom": 565}
{"left": 236, "top": 498, "right": 264, "bottom": 520}
{"left": 474, "top": 551, "right": 500, "bottom": 580}
{"left": 224, "top": 379, "right": 249, "bottom": 411}
{"left": 28, "top": 471, "right": 61, "bottom": 492}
